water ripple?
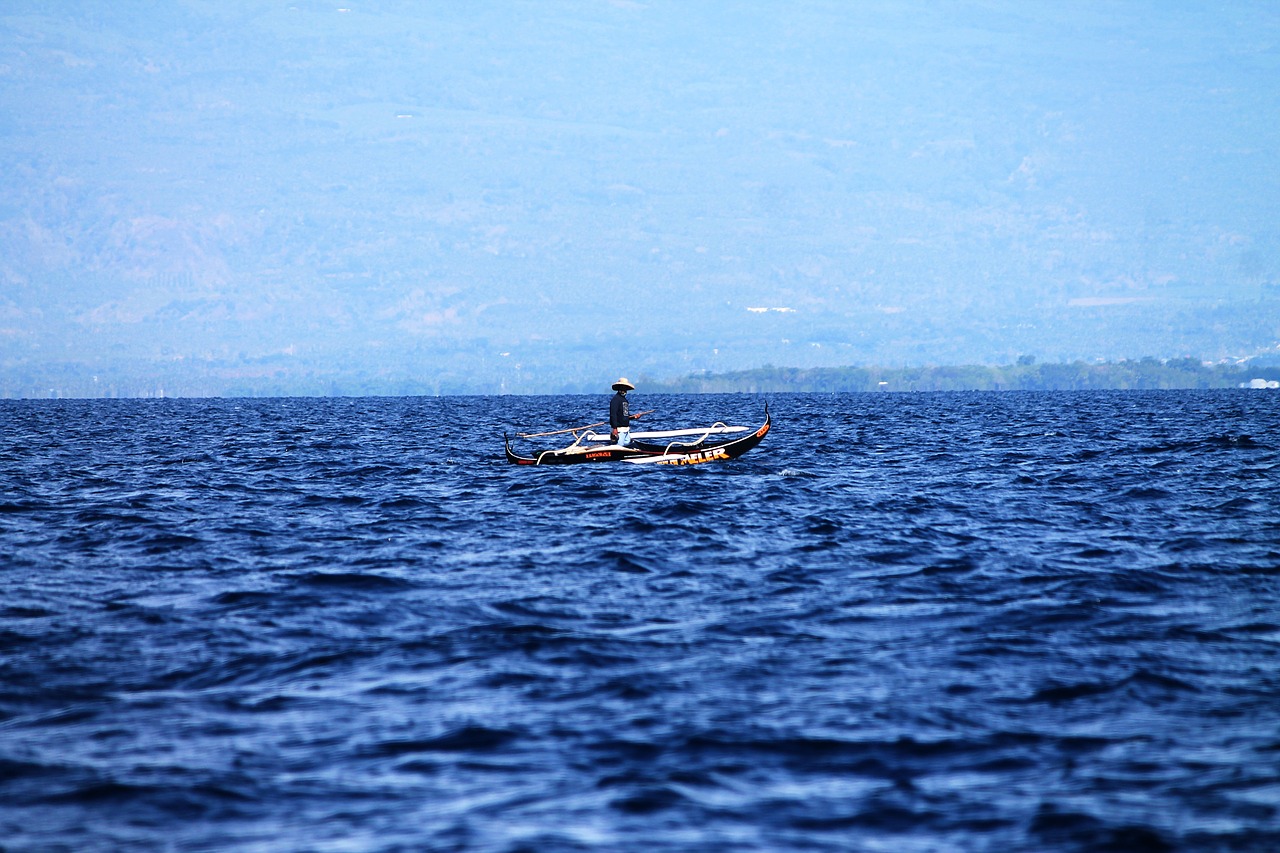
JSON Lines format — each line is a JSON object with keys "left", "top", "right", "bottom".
{"left": 1, "top": 391, "right": 1278, "bottom": 850}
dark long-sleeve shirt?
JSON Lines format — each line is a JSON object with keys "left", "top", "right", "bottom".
{"left": 609, "top": 392, "right": 633, "bottom": 429}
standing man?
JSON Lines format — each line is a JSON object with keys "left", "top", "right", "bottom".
{"left": 609, "top": 378, "right": 643, "bottom": 446}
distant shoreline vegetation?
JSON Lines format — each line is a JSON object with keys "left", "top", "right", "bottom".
{"left": 647, "top": 358, "right": 1280, "bottom": 394}
{"left": 6, "top": 357, "right": 1280, "bottom": 399}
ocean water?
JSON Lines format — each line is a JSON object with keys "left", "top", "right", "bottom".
{"left": 2, "top": 390, "right": 1278, "bottom": 852}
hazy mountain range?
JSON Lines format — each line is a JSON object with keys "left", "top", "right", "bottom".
{"left": 2, "top": 1, "right": 1278, "bottom": 397}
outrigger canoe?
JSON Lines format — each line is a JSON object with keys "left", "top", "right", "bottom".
{"left": 505, "top": 405, "right": 770, "bottom": 466}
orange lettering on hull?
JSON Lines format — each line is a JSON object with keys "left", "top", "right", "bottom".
{"left": 657, "top": 447, "right": 731, "bottom": 466}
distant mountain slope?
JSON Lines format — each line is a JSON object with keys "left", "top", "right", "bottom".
{"left": 1, "top": 1, "right": 1277, "bottom": 396}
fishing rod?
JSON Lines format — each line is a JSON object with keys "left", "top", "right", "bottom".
{"left": 516, "top": 410, "right": 655, "bottom": 438}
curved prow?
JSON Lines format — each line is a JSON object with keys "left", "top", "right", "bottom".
{"left": 718, "top": 403, "right": 771, "bottom": 460}
{"left": 504, "top": 432, "right": 530, "bottom": 465}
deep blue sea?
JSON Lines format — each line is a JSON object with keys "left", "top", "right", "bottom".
{"left": 2, "top": 391, "right": 1278, "bottom": 852}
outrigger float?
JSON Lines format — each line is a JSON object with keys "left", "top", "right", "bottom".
{"left": 505, "top": 405, "right": 771, "bottom": 466}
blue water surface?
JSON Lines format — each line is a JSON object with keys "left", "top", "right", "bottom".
{"left": 2, "top": 391, "right": 1278, "bottom": 851}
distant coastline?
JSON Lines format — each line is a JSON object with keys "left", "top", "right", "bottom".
{"left": 6, "top": 357, "right": 1280, "bottom": 399}
{"left": 646, "top": 358, "right": 1280, "bottom": 395}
